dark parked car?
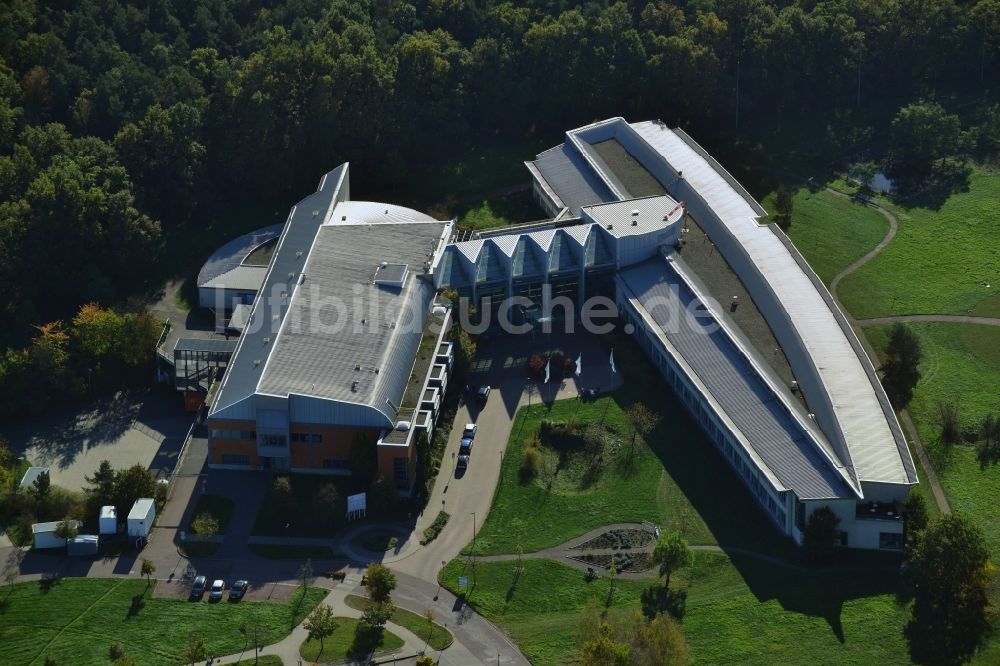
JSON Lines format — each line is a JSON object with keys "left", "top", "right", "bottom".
{"left": 229, "top": 580, "right": 248, "bottom": 601}
{"left": 190, "top": 575, "right": 207, "bottom": 599}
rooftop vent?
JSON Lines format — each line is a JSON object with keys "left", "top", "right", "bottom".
{"left": 374, "top": 263, "right": 409, "bottom": 288}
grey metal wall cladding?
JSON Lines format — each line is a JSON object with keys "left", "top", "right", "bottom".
{"left": 620, "top": 259, "right": 856, "bottom": 500}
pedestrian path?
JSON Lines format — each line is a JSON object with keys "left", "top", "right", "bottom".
{"left": 210, "top": 576, "right": 429, "bottom": 666}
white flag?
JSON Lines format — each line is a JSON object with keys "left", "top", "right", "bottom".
{"left": 609, "top": 348, "right": 617, "bottom": 374}
{"left": 544, "top": 358, "right": 551, "bottom": 383}
{"left": 575, "top": 353, "right": 582, "bottom": 377}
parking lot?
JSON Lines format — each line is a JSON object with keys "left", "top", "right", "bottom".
{"left": 5, "top": 387, "right": 191, "bottom": 490}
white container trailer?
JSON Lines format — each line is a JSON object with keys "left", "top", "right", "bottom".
{"left": 32, "top": 520, "right": 80, "bottom": 549}
{"left": 99, "top": 506, "right": 117, "bottom": 535}
{"left": 127, "top": 498, "right": 156, "bottom": 539}
{"left": 67, "top": 535, "right": 99, "bottom": 557}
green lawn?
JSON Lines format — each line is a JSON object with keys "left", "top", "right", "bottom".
{"left": 232, "top": 657, "right": 283, "bottom": 666}
{"left": 865, "top": 322, "right": 1000, "bottom": 558}
{"left": 441, "top": 554, "right": 912, "bottom": 666}
{"left": 344, "top": 594, "right": 453, "bottom": 651}
{"left": 0, "top": 578, "right": 325, "bottom": 666}
{"left": 838, "top": 167, "right": 1000, "bottom": 319}
{"left": 760, "top": 186, "right": 890, "bottom": 285}
{"left": 298, "top": 617, "right": 404, "bottom": 662}
{"left": 472, "top": 385, "right": 793, "bottom": 558}
{"left": 188, "top": 494, "right": 236, "bottom": 533}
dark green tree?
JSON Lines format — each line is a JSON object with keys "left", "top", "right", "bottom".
{"left": 803, "top": 506, "right": 840, "bottom": 560}
{"left": 882, "top": 324, "right": 922, "bottom": 409}
{"left": 901, "top": 514, "right": 991, "bottom": 665}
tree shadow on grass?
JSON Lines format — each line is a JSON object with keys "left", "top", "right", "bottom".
{"left": 126, "top": 592, "right": 145, "bottom": 619}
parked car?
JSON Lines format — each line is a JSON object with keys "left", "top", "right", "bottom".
{"left": 209, "top": 579, "right": 225, "bottom": 602}
{"left": 477, "top": 385, "right": 491, "bottom": 402}
{"left": 229, "top": 580, "right": 248, "bottom": 601}
{"left": 190, "top": 575, "right": 207, "bottom": 599}
{"left": 459, "top": 438, "right": 473, "bottom": 457}
{"left": 462, "top": 423, "right": 477, "bottom": 439}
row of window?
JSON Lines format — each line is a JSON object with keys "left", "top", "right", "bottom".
{"left": 212, "top": 429, "right": 256, "bottom": 441}
{"left": 622, "top": 304, "right": 788, "bottom": 530}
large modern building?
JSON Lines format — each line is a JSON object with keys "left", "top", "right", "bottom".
{"left": 435, "top": 118, "right": 918, "bottom": 550}
{"left": 205, "top": 165, "right": 456, "bottom": 492}
{"left": 203, "top": 118, "right": 916, "bottom": 548}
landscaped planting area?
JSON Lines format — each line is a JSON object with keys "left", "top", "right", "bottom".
{"left": 298, "top": 616, "right": 403, "bottom": 663}
{"left": 0, "top": 578, "right": 325, "bottom": 666}
{"left": 470, "top": 385, "right": 792, "bottom": 558}
{"left": 441, "top": 553, "right": 912, "bottom": 666}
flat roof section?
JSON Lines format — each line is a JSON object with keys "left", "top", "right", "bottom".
{"left": 618, "top": 258, "right": 857, "bottom": 500}
{"left": 587, "top": 139, "right": 667, "bottom": 199}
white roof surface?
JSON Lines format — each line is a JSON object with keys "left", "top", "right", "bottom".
{"left": 631, "top": 120, "right": 914, "bottom": 485}
{"left": 128, "top": 498, "right": 155, "bottom": 520}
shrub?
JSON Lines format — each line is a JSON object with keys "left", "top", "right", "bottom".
{"left": 421, "top": 511, "right": 450, "bottom": 545}
{"left": 520, "top": 446, "right": 541, "bottom": 483}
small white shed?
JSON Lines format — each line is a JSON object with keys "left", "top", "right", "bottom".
{"left": 127, "top": 498, "right": 155, "bottom": 538}
{"left": 99, "top": 506, "right": 117, "bottom": 535}
{"left": 32, "top": 520, "right": 80, "bottom": 549}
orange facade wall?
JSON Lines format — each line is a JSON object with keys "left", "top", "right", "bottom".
{"left": 207, "top": 419, "right": 258, "bottom": 467}
{"left": 289, "top": 426, "right": 377, "bottom": 468}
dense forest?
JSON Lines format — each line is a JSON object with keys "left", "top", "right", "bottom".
{"left": 0, "top": 0, "right": 996, "bottom": 419}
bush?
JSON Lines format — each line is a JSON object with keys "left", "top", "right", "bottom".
{"left": 520, "top": 446, "right": 541, "bottom": 483}
{"left": 421, "top": 511, "right": 450, "bottom": 545}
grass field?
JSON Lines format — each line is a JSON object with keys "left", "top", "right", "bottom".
{"left": 344, "top": 594, "right": 453, "bottom": 650}
{"left": 471, "top": 386, "right": 792, "bottom": 558}
{"left": 759, "top": 186, "right": 890, "bottom": 285}
{"left": 441, "top": 553, "right": 911, "bottom": 666}
{"left": 865, "top": 322, "right": 1000, "bottom": 558}
{"left": 0, "top": 578, "right": 325, "bottom": 666}
{"left": 298, "top": 617, "right": 403, "bottom": 662}
{"left": 188, "top": 494, "right": 235, "bottom": 533}
{"left": 838, "top": 167, "right": 1000, "bottom": 319}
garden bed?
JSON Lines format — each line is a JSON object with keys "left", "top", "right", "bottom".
{"left": 572, "top": 528, "right": 654, "bottom": 551}
{"left": 569, "top": 551, "right": 652, "bottom": 573}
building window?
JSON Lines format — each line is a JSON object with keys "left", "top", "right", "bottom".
{"left": 393, "top": 457, "right": 408, "bottom": 486}
{"left": 211, "top": 429, "right": 256, "bottom": 441}
{"left": 323, "top": 459, "right": 349, "bottom": 470}
{"left": 879, "top": 532, "right": 903, "bottom": 550}
{"left": 291, "top": 432, "right": 323, "bottom": 443}
{"left": 260, "top": 434, "right": 287, "bottom": 448}
{"left": 221, "top": 454, "right": 251, "bottom": 465}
